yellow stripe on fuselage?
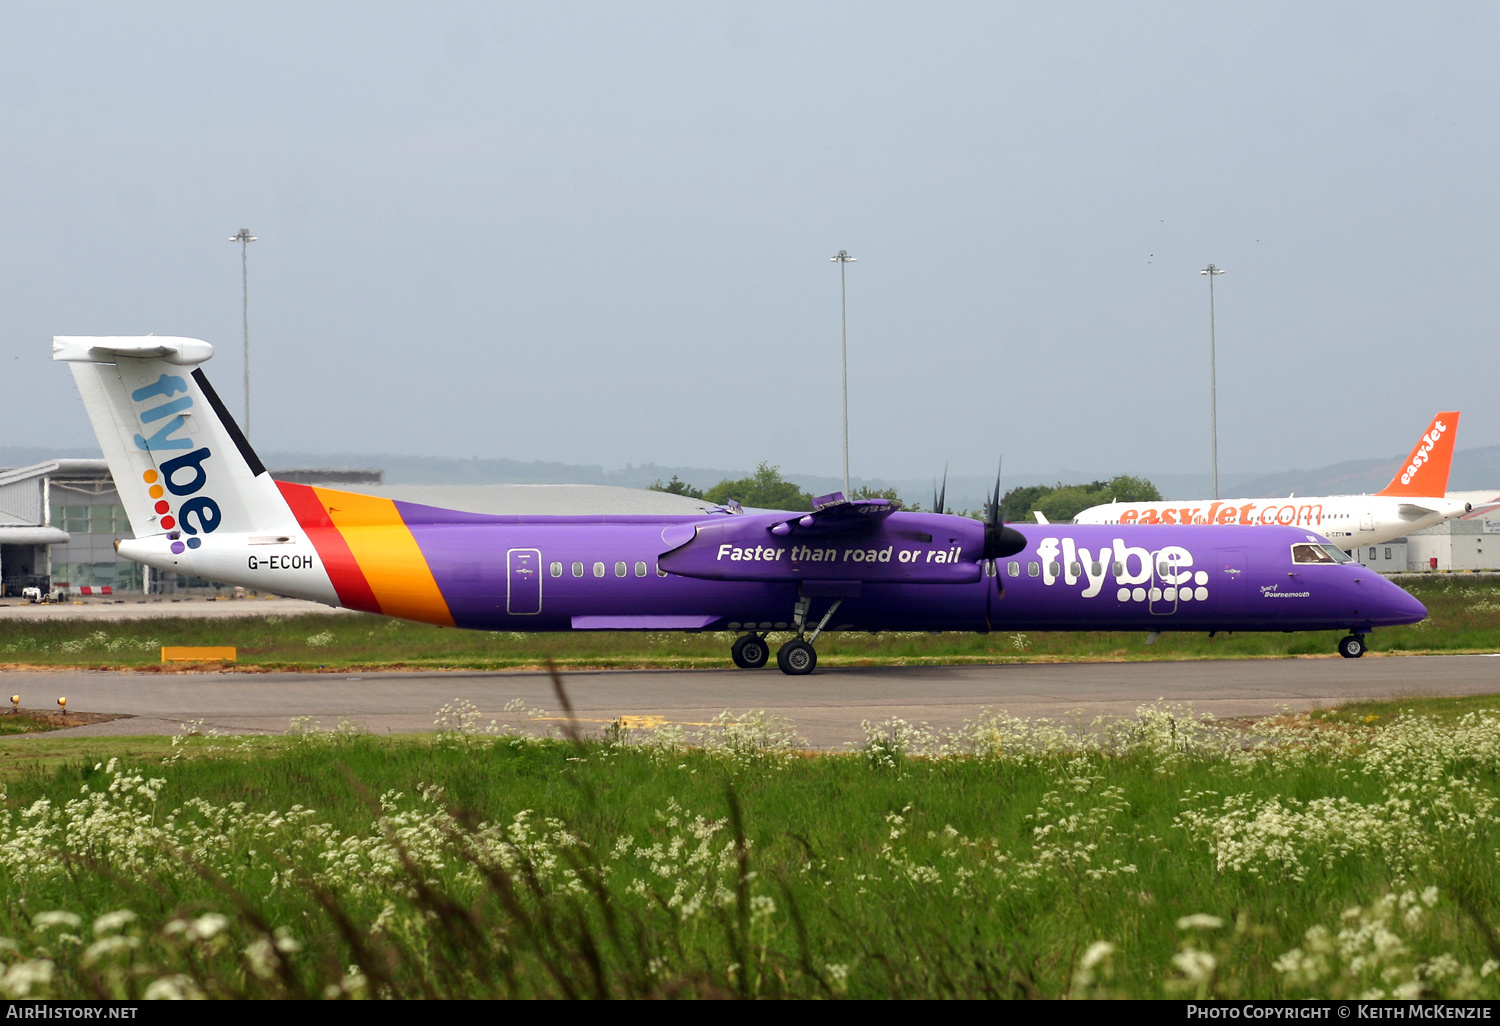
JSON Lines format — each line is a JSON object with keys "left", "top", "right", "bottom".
{"left": 311, "top": 487, "right": 455, "bottom": 627}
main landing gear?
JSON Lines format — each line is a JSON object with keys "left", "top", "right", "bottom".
{"left": 777, "top": 639, "right": 816, "bottom": 675}
{"left": 728, "top": 594, "right": 845, "bottom": 676}
{"left": 1338, "top": 634, "right": 1367, "bottom": 659}
{"left": 731, "top": 634, "right": 770, "bottom": 669}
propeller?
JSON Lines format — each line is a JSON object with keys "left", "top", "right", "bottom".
{"left": 932, "top": 465, "right": 948, "bottom": 515}
{"left": 982, "top": 457, "right": 1027, "bottom": 560}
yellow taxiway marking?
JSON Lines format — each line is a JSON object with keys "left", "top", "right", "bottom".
{"left": 528, "top": 715, "right": 719, "bottom": 728}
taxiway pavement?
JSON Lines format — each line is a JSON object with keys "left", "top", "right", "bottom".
{"left": 2, "top": 655, "right": 1497, "bottom": 748}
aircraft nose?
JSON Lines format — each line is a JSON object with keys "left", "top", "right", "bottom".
{"left": 1373, "top": 578, "right": 1427, "bottom": 626}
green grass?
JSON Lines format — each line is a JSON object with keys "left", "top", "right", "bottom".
{"left": 0, "top": 693, "right": 1494, "bottom": 998}
{"left": 1309, "top": 692, "right": 1500, "bottom": 726}
{"left": 0, "top": 713, "right": 78, "bottom": 737}
{"left": 0, "top": 574, "right": 1496, "bottom": 671}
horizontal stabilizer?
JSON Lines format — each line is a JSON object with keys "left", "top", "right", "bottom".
{"left": 53, "top": 336, "right": 215, "bottom": 366}
{"left": 1397, "top": 503, "right": 1438, "bottom": 521}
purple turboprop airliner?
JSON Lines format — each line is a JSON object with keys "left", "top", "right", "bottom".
{"left": 392, "top": 495, "right": 1427, "bottom": 673}
{"left": 57, "top": 335, "right": 1428, "bottom": 675}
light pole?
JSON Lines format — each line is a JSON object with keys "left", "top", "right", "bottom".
{"left": 1200, "top": 263, "right": 1225, "bottom": 500}
{"left": 831, "top": 249, "right": 856, "bottom": 496}
{"left": 230, "top": 228, "right": 258, "bottom": 438}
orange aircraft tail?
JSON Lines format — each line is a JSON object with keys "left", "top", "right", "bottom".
{"left": 1375, "top": 411, "right": 1459, "bottom": 497}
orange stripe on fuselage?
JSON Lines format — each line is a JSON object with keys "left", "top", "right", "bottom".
{"left": 310, "top": 487, "right": 455, "bottom": 627}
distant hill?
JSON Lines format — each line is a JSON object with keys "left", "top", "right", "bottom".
{"left": 7, "top": 443, "right": 1498, "bottom": 507}
{"left": 1188, "top": 445, "right": 1500, "bottom": 499}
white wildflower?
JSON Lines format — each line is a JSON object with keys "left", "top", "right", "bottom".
{"left": 143, "top": 974, "right": 205, "bottom": 1000}
{"left": 31, "top": 911, "right": 81, "bottom": 930}
{"left": 1080, "top": 940, "right": 1116, "bottom": 969}
{"left": 1176, "top": 913, "right": 1225, "bottom": 931}
{"left": 92, "top": 910, "right": 137, "bottom": 936}
{"left": 82, "top": 935, "right": 139, "bottom": 966}
{"left": 0, "top": 959, "right": 54, "bottom": 998}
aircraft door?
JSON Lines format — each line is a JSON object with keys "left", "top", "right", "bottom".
{"left": 1148, "top": 550, "right": 1180, "bottom": 615}
{"left": 1359, "top": 511, "right": 1374, "bottom": 533}
{"left": 507, "top": 548, "right": 543, "bottom": 615}
{"left": 1215, "top": 546, "right": 1247, "bottom": 617}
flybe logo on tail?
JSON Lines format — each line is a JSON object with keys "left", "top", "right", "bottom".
{"left": 131, "top": 374, "right": 196, "bottom": 451}
{"left": 132, "top": 374, "right": 221, "bottom": 552}
{"left": 1400, "top": 419, "right": 1447, "bottom": 487}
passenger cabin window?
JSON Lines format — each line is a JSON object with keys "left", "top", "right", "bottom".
{"left": 1007, "top": 561, "right": 1020, "bottom": 577}
{"left": 1028, "top": 561, "right": 1040, "bottom": 577}
{"left": 656, "top": 565, "right": 667, "bottom": 577}
{"left": 635, "top": 561, "right": 647, "bottom": 577}
{"left": 1112, "top": 561, "right": 1124, "bottom": 576}
{"left": 593, "top": 561, "right": 605, "bottom": 578}
{"left": 549, "top": 562, "right": 562, "bottom": 577}
{"left": 572, "top": 562, "right": 584, "bottom": 577}
{"left": 985, "top": 561, "right": 996, "bottom": 577}
{"left": 1291, "top": 543, "right": 1348, "bottom": 565}
{"left": 1049, "top": 561, "right": 1061, "bottom": 578}
{"left": 615, "top": 561, "right": 627, "bottom": 577}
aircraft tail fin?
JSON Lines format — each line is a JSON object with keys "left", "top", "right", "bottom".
{"left": 54, "top": 336, "right": 297, "bottom": 542}
{"left": 1374, "top": 411, "right": 1460, "bottom": 497}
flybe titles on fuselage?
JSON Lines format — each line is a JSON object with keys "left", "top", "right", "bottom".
{"left": 1030, "top": 537, "right": 1212, "bottom": 604}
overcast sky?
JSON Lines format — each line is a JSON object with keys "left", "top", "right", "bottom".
{"left": 3, "top": 2, "right": 1496, "bottom": 484}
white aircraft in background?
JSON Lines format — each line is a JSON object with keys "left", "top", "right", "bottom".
{"left": 1072, "top": 412, "right": 1470, "bottom": 549}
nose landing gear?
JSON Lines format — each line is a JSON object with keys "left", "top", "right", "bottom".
{"left": 1337, "top": 634, "right": 1367, "bottom": 659}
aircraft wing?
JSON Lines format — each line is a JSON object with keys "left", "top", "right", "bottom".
{"left": 764, "top": 492, "right": 901, "bottom": 538}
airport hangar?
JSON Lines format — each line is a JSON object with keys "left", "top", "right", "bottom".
{"left": 0, "top": 459, "right": 705, "bottom": 598}
{"left": 0, "top": 457, "right": 1497, "bottom": 598}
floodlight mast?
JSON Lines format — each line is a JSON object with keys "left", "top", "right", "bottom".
{"left": 831, "top": 250, "right": 856, "bottom": 496}
{"left": 230, "top": 228, "right": 258, "bottom": 439}
{"left": 1200, "top": 263, "right": 1225, "bottom": 500}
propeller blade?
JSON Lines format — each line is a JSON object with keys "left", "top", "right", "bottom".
{"left": 982, "top": 456, "right": 1026, "bottom": 559}
{"left": 933, "top": 464, "right": 947, "bottom": 515}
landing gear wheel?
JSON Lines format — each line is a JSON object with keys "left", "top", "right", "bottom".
{"left": 731, "top": 634, "right": 769, "bottom": 669}
{"left": 1338, "top": 634, "right": 1366, "bottom": 659}
{"left": 776, "top": 640, "right": 818, "bottom": 676}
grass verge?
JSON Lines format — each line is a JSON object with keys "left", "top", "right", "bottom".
{"left": 0, "top": 691, "right": 1494, "bottom": 998}
{"left": 0, "top": 575, "right": 1496, "bottom": 671}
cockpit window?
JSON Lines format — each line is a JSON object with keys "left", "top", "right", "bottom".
{"left": 1320, "top": 544, "right": 1353, "bottom": 563}
{"left": 1291, "top": 543, "right": 1341, "bottom": 565}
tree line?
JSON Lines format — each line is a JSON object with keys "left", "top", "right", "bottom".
{"left": 651, "top": 465, "right": 1159, "bottom": 521}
